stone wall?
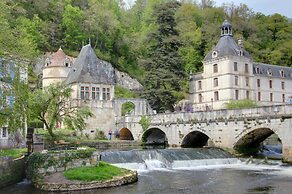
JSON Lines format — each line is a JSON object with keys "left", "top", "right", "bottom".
{"left": 0, "top": 156, "right": 26, "bottom": 189}
{"left": 27, "top": 149, "right": 99, "bottom": 178}
{"left": 35, "top": 171, "right": 138, "bottom": 191}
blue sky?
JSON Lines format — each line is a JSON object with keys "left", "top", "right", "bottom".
{"left": 213, "top": 0, "right": 292, "bottom": 18}
{"left": 126, "top": 0, "right": 292, "bottom": 18}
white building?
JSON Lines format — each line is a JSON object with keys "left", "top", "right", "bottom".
{"left": 0, "top": 58, "right": 28, "bottom": 147}
{"left": 190, "top": 20, "right": 292, "bottom": 110}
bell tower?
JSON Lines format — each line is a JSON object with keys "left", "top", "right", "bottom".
{"left": 221, "top": 20, "right": 233, "bottom": 37}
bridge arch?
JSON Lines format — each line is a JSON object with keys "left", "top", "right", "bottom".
{"left": 181, "top": 130, "right": 213, "bottom": 148}
{"left": 142, "top": 127, "right": 168, "bottom": 145}
{"left": 119, "top": 127, "right": 134, "bottom": 140}
{"left": 234, "top": 127, "right": 282, "bottom": 154}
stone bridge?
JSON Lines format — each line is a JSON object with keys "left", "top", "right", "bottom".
{"left": 116, "top": 105, "right": 292, "bottom": 163}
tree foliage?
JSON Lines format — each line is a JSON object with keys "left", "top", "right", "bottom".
{"left": 0, "top": 0, "right": 291, "bottom": 112}
{"left": 28, "top": 84, "right": 93, "bottom": 139}
{"left": 142, "top": 1, "right": 184, "bottom": 113}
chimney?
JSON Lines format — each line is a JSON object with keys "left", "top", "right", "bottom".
{"left": 238, "top": 37, "right": 244, "bottom": 48}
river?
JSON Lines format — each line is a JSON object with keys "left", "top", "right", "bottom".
{"left": 1, "top": 148, "right": 292, "bottom": 194}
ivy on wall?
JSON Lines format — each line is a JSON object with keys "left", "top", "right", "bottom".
{"left": 26, "top": 148, "right": 96, "bottom": 181}
{"left": 139, "top": 116, "right": 151, "bottom": 131}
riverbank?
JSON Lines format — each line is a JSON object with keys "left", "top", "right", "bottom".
{"left": 34, "top": 169, "right": 137, "bottom": 191}
{"left": 25, "top": 147, "right": 138, "bottom": 191}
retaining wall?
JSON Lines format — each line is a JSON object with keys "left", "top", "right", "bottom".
{"left": 0, "top": 156, "right": 26, "bottom": 189}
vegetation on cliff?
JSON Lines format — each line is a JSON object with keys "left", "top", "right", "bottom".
{"left": 0, "top": 0, "right": 291, "bottom": 112}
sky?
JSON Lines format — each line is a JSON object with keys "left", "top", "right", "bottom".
{"left": 213, "top": 0, "right": 292, "bottom": 18}
{"left": 126, "top": 0, "right": 292, "bottom": 18}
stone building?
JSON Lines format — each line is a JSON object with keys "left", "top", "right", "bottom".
{"left": 42, "top": 44, "right": 152, "bottom": 136}
{"left": 42, "top": 47, "right": 73, "bottom": 88}
{"left": 189, "top": 20, "right": 292, "bottom": 110}
{"left": 0, "top": 58, "right": 27, "bottom": 147}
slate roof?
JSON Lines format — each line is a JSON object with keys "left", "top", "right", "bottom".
{"left": 204, "top": 20, "right": 251, "bottom": 61}
{"left": 65, "top": 44, "right": 116, "bottom": 85}
{"left": 204, "top": 36, "right": 251, "bottom": 61}
{"left": 221, "top": 20, "right": 232, "bottom": 28}
{"left": 253, "top": 63, "right": 292, "bottom": 79}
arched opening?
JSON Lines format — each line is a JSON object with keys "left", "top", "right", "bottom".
{"left": 142, "top": 128, "right": 167, "bottom": 146}
{"left": 234, "top": 128, "right": 282, "bottom": 158}
{"left": 119, "top": 128, "right": 134, "bottom": 140}
{"left": 181, "top": 131, "right": 211, "bottom": 148}
{"left": 121, "top": 102, "right": 135, "bottom": 116}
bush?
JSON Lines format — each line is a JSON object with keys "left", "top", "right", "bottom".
{"left": 95, "top": 130, "right": 106, "bottom": 140}
{"left": 139, "top": 115, "right": 150, "bottom": 131}
{"left": 225, "top": 99, "right": 257, "bottom": 109}
{"left": 121, "top": 102, "right": 135, "bottom": 116}
{"left": 115, "top": 86, "right": 137, "bottom": 99}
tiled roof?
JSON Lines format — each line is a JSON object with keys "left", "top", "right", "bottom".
{"left": 47, "top": 48, "right": 69, "bottom": 67}
{"left": 65, "top": 44, "right": 115, "bottom": 85}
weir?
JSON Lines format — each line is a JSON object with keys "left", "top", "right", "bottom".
{"left": 100, "top": 148, "right": 239, "bottom": 170}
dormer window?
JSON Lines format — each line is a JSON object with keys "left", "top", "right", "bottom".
{"left": 238, "top": 50, "right": 243, "bottom": 56}
{"left": 267, "top": 69, "right": 272, "bottom": 76}
{"left": 45, "top": 59, "right": 51, "bottom": 67}
{"left": 212, "top": 51, "right": 218, "bottom": 58}
{"left": 256, "top": 67, "right": 260, "bottom": 74}
{"left": 280, "top": 69, "right": 284, "bottom": 77}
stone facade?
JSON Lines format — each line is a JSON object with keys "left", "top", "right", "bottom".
{"left": 117, "top": 104, "right": 292, "bottom": 163}
{"left": 42, "top": 44, "right": 152, "bottom": 134}
{"left": 189, "top": 20, "right": 292, "bottom": 110}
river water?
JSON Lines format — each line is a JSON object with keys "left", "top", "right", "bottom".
{"left": 1, "top": 148, "right": 292, "bottom": 194}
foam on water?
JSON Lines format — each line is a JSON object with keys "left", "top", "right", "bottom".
{"left": 102, "top": 148, "right": 292, "bottom": 176}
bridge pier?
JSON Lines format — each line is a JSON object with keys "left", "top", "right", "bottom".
{"left": 282, "top": 144, "right": 292, "bottom": 164}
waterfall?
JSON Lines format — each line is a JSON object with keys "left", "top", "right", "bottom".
{"left": 100, "top": 148, "right": 240, "bottom": 171}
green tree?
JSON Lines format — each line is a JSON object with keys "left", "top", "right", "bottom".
{"left": 0, "top": 64, "right": 28, "bottom": 137}
{"left": 142, "top": 1, "right": 184, "bottom": 112}
{"left": 62, "top": 2, "right": 85, "bottom": 50}
{"left": 28, "top": 84, "right": 93, "bottom": 139}
{"left": 176, "top": 3, "right": 203, "bottom": 74}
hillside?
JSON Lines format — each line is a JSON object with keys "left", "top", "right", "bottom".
{"left": 0, "top": 0, "right": 291, "bottom": 112}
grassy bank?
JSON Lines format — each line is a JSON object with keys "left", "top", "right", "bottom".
{"left": 63, "top": 161, "right": 129, "bottom": 182}
{"left": 0, "top": 148, "right": 27, "bottom": 159}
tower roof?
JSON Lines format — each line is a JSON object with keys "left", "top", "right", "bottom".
{"left": 204, "top": 20, "right": 251, "bottom": 61}
{"left": 65, "top": 44, "right": 115, "bottom": 85}
{"left": 221, "top": 20, "right": 232, "bottom": 28}
{"left": 47, "top": 47, "right": 68, "bottom": 67}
